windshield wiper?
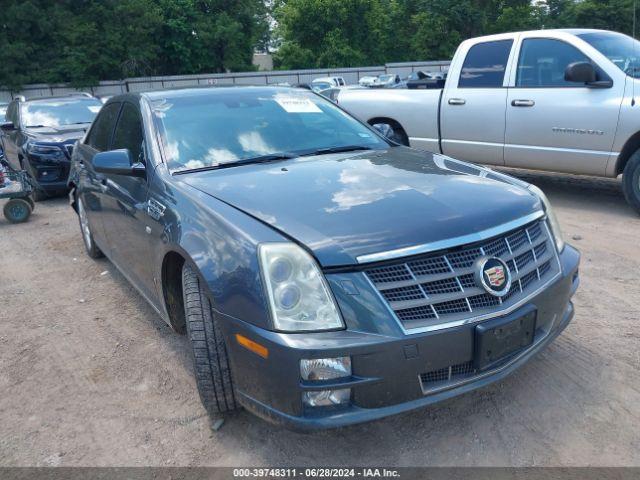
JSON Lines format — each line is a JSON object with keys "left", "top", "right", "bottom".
{"left": 174, "top": 152, "right": 297, "bottom": 175}
{"left": 300, "top": 145, "right": 373, "bottom": 156}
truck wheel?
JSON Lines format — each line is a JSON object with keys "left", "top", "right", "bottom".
{"left": 371, "top": 121, "right": 409, "bottom": 146}
{"left": 622, "top": 150, "right": 640, "bottom": 214}
{"left": 3, "top": 198, "right": 32, "bottom": 223}
{"left": 182, "top": 263, "right": 238, "bottom": 415}
{"left": 77, "top": 196, "right": 104, "bottom": 258}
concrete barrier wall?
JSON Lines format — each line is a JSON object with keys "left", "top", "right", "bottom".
{"left": 0, "top": 61, "right": 450, "bottom": 102}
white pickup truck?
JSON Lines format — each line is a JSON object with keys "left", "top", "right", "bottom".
{"left": 338, "top": 29, "right": 640, "bottom": 212}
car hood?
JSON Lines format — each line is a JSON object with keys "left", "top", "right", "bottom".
{"left": 25, "top": 124, "right": 90, "bottom": 143}
{"left": 182, "top": 148, "right": 541, "bottom": 267}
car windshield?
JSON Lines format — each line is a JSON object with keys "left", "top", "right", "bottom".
{"left": 21, "top": 98, "right": 102, "bottom": 127}
{"left": 0, "top": 104, "right": 7, "bottom": 121}
{"left": 378, "top": 75, "right": 394, "bottom": 81}
{"left": 578, "top": 31, "right": 640, "bottom": 78}
{"left": 151, "top": 88, "right": 389, "bottom": 173}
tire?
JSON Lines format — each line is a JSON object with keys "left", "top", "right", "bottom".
{"left": 3, "top": 198, "right": 31, "bottom": 223}
{"left": 31, "top": 188, "right": 48, "bottom": 202}
{"left": 622, "top": 149, "right": 640, "bottom": 214}
{"left": 182, "top": 263, "right": 238, "bottom": 415}
{"left": 371, "top": 121, "right": 409, "bottom": 146}
{"left": 25, "top": 196, "right": 35, "bottom": 212}
{"left": 77, "top": 196, "right": 104, "bottom": 258}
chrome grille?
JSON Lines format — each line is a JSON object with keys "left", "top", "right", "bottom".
{"left": 365, "top": 219, "right": 560, "bottom": 332}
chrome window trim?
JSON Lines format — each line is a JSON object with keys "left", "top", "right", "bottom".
{"left": 362, "top": 219, "right": 562, "bottom": 334}
{"left": 356, "top": 210, "right": 545, "bottom": 264}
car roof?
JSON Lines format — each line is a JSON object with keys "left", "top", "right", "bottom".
{"left": 112, "top": 85, "right": 312, "bottom": 103}
{"left": 22, "top": 94, "right": 100, "bottom": 104}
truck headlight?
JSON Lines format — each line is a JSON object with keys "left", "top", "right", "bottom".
{"left": 528, "top": 184, "right": 564, "bottom": 252}
{"left": 258, "top": 243, "right": 344, "bottom": 332}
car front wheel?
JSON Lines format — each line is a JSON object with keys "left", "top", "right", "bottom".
{"left": 77, "top": 196, "right": 104, "bottom": 258}
{"left": 182, "top": 263, "right": 238, "bottom": 416}
{"left": 623, "top": 149, "right": 640, "bottom": 214}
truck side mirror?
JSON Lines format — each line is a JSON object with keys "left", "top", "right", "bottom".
{"left": 565, "top": 62, "right": 613, "bottom": 88}
{"left": 565, "top": 62, "right": 596, "bottom": 83}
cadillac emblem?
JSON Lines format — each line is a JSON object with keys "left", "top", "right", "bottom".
{"left": 475, "top": 257, "right": 511, "bottom": 297}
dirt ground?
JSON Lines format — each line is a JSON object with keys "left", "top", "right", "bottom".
{"left": 0, "top": 170, "right": 639, "bottom": 467}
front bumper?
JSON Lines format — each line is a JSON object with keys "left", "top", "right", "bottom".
{"left": 219, "top": 245, "right": 580, "bottom": 431}
{"left": 24, "top": 155, "right": 71, "bottom": 192}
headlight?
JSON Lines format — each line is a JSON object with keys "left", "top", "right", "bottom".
{"left": 258, "top": 242, "right": 344, "bottom": 332}
{"left": 26, "top": 142, "right": 64, "bottom": 158}
{"left": 528, "top": 184, "right": 564, "bottom": 252}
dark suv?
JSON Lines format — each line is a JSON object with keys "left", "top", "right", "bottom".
{"left": 0, "top": 94, "right": 102, "bottom": 200}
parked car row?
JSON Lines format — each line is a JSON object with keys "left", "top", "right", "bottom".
{"left": 357, "top": 72, "right": 446, "bottom": 89}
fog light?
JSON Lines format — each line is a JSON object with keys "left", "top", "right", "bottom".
{"left": 300, "top": 357, "right": 352, "bottom": 408}
{"left": 300, "top": 357, "right": 351, "bottom": 381}
{"left": 303, "top": 388, "right": 351, "bottom": 407}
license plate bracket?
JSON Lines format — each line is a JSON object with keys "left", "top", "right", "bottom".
{"left": 474, "top": 305, "right": 537, "bottom": 371}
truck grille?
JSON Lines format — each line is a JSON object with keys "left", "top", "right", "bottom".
{"left": 364, "top": 219, "right": 560, "bottom": 332}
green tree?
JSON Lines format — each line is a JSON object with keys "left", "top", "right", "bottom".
{"left": 0, "top": 0, "right": 268, "bottom": 89}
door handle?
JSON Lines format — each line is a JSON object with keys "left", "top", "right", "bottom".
{"left": 511, "top": 99, "right": 535, "bottom": 107}
{"left": 448, "top": 98, "right": 466, "bottom": 105}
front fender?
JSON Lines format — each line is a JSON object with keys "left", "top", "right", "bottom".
{"left": 152, "top": 174, "right": 285, "bottom": 330}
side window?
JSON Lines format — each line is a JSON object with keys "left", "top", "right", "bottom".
{"left": 459, "top": 40, "right": 513, "bottom": 88}
{"left": 517, "top": 38, "right": 591, "bottom": 87}
{"left": 111, "top": 104, "right": 144, "bottom": 163}
{"left": 86, "top": 103, "right": 121, "bottom": 152}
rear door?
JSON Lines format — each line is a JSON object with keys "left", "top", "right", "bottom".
{"left": 440, "top": 36, "right": 516, "bottom": 166}
{"left": 504, "top": 34, "right": 623, "bottom": 175}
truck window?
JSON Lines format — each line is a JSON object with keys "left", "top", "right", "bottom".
{"left": 458, "top": 40, "right": 513, "bottom": 88}
{"left": 516, "top": 38, "right": 591, "bottom": 87}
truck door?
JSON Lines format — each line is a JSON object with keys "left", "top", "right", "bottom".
{"left": 441, "top": 38, "right": 514, "bottom": 166}
{"left": 504, "top": 37, "right": 622, "bottom": 175}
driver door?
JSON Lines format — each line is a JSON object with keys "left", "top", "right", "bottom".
{"left": 100, "top": 102, "right": 156, "bottom": 302}
{"left": 504, "top": 36, "right": 623, "bottom": 175}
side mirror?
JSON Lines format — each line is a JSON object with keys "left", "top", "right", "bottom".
{"left": 93, "top": 149, "right": 146, "bottom": 178}
{"left": 0, "top": 122, "right": 16, "bottom": 132}
{"left": 564, "top": 62, "right": 612, "bottom": 88}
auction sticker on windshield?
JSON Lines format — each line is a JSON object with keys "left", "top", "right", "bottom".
{"left": 274, "top": 94, "right": 322, "bottom": 113}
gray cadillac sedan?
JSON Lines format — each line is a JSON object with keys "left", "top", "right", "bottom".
{"left": 68, "top": 86, "right": 580, "bottom": 429}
